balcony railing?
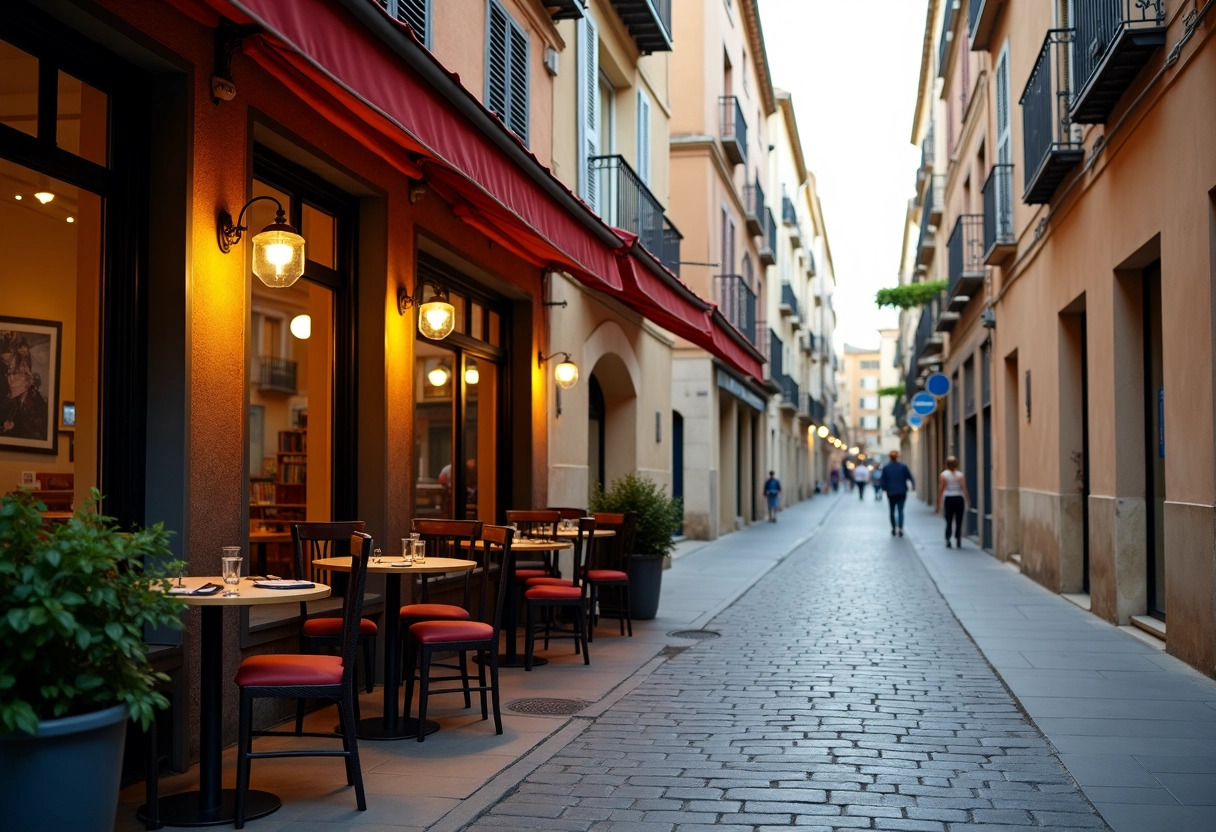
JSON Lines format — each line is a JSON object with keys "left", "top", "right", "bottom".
{"left": 982, "top": 163, "right": 1016, "bottom": 264}
{"left": 715, "top": 274, "right": 756, "bottom": 345}
{"left": 257, "top": 357, "right": 298, "bottom": 395}
{"left": 1021, "top": 29, "right": 1084, "bottom": 204}
{"left": 590, "top": 154, "right": 682, "bottom": 272}
{"left": 743, "top": 180, "right": 765, "bottom": 236}
{"left": 928, "top": 175, "right": 945, "bottom": 225}
{"left": 1071, "top": 0, "right": 1165, "bottom": 124}
{"left": 719, "top": 96, "right": 747, "bottom": 166}
{"left": 607, "top": 0, "right": 673, "bottom": 53}
{"left": 921, "top": 121, "right": 935, "bottom": 171}
{"left": 778, "top": 374, "right": 799, "bottom": 411}
{"left": 661, "top": 216, "right": 683, "bottom": 276}
{"left": 947, "top": 214, "right": 985, "bottom": 308}
{"left": 780, "top": 282, "right": 801, "bottom": 321}
{"left": 758, "top": 208, "right": 777, "bottom": 267}
{"left": 782, "top": 194, "right": 797, "bottom": 226}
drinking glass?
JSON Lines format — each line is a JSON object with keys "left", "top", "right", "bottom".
{"left": 221, "top": 548, "right": 242, "bottom": 596}
{"left": 412, "top": 539, "right": 426, "bottom": 564}
{"left": 400, "top": 538, "right": 413, "bottom": 565}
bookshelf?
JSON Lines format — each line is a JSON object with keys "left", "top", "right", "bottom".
{"left": 249, "top": 429, "right": 307, "bottom": 531}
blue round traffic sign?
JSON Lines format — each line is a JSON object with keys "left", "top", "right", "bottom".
{"left": 911, "top": 391, "right": 937, "bottom": 416}
{"left": 908, "top": 413, "right": 924, "bottom": 429}
{"left": 926, "top": 372, "right": 951, "bottom": 397}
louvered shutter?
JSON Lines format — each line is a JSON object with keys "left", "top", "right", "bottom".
{"left": 386, "top": 0, "right": 429, "bottom": 47}
{"left": 636, "top": 89, "right": 651, "bottom": 186}
{"left": 507, "top": 24, "right": 529, "bottom": 143}
{"left": 578, "top": 15, "right": 600, "bottom": 206}
{"left": 486, "top": 4, "right": 509, "bottom": 122}
{"left": 995, "top": 46, "right": 1011, "bottom": 238}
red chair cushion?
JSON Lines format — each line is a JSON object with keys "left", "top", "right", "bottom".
{"left": 409, "top": 620, "right": 494, "bottom": 643}
{"left": 586, "top": 569, "right": 628, "bottom": 582}
{"left": 513, "top": 568, "right": 549, "bottom": 580}
{"left": 525, "top": 585, "right": 582, "bottom": 600}
{"left": 525, "top": 576, "right": 573, "bottom": 587}
{"left": 302, "top": 617, "right": 378, "bottom": 637}
{"left": 399, "top": 603, "right": 469, "bottom": 621}
{"left": 236, "top": 654, "right": 343, "bottom": 687}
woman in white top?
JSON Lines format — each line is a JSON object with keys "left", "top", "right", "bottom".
{"left": 936, "top": 455, "right": 970, "bottom": 548}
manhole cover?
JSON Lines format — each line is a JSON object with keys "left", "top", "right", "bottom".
{"left": 507, "top": 697, "right": 590, "bottom": 715}
{"left": 667, "top": 629, "right": 721, "bottom": 640}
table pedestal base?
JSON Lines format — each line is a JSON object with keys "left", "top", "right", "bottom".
{"left": 139, "top": 789, "right": 279, "bottom": 827}
{"left": 354, "top": 716, "right": 439, "bottom": 740}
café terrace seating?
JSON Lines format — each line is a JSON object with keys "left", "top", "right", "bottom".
{"left": 523, "top": 516, "right": 594, "bottom": 670}
{"left": 505, "top": 509, "right": 561, "bottom": 579}
{"left": 585, "top": 511, "right": 638, "bottom": 640}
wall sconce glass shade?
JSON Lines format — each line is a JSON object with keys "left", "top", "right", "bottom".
{"left": 553, "top": 360, "right": 579, "bottom": 389}
{"left": 290, "top": 314, "right": 311, "bottom": 340}
{"left": 218, "top": 195, "right": 306, "bottom": 288}
{"left": 428, "top": 365, "right": 451, "bottom": 387}
{"left": 464, "top": 362, "right": 480, "bottom": 385}
{"left": 816, "top": 425, "right": 830, "bottom": 438}
{"left": 34, "top": 191, "right": 54, "bottom": 204}
{"left": 399, "top": 282, "right": 455, "bottom": 340}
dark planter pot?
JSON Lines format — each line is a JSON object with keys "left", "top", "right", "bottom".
{"left": 0, "top": 703, "right": 128, "bottom": 831}
{"left": 627, "top": 554, "right": 664, "bottom": 620}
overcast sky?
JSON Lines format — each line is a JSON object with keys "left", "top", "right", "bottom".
{"left": 757, "top": 0, "right": 927, "bottom": 351}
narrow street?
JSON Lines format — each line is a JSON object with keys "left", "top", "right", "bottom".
{"left": 461, "top": 494, "right": 1215, "bottom": 831}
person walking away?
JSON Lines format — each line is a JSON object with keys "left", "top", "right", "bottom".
{"left": 852, "top": 463, "right": 869, "bottom": 500}
{"left": 870, "top": 464, "right": 883, "bottom": 501}
{"left": 936, "top": 455, "right": 971, "bottom": 548}
{"left": 763, "top": 471, "right": 782, "bottom": 522}
{"left": 829, "top": 467, "right": 840, "bottom": 492}
{"left": 882, "top": 451, "right": 915, "bottom": 537}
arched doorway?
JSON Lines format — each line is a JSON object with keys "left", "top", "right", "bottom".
{"left": 587, "top": 352, "right": 637, "bottom": 495}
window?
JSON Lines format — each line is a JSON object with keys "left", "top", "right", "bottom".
{"left": 636, "top": 88, "right": 651, "bottom": 185}
{"left": 860, "top": 376, "right": 879, "bottom": 390}
{"left": 861, "top": 396, "right": 879, "bottom": 411}
{"left": 861, "top": 416, "right": 880, "bottom": 430}
{"left": 860, "top": 360, "right": 880, "bottom": 369}
{"left": 577, "top": 14, "right": 599, "bottom": 204}
{"left": 486, "top": 1, "right": 529, "bottom": 144}
{"left": 377, "top": 0, "right": 430, "bottom": 48}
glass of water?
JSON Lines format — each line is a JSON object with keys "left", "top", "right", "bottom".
{"left": 221, "top": 548, "right": 242, "bottom": 596}
{"left": 412, "top": 539, "right": 426, "bottom": 564}
{"left": 400, "top": 538, "right": 413, "bottom": 565}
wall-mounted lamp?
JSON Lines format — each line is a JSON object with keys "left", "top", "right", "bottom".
{"left": 398, "top": 280, "right": 455, "bottom": 340}
{"left": 538, "top": 351, "right": 579, "bottom": 389}
{"left": 428, "top": 364, "right": 451, "bottom": 388}
{"left": 464, "top": 361, "right": 480, "bottom": 385}
{"left": 289, "top": 314, "right": 311, "bottom": 340}
{"left": 218, "top": 195, "right": 306, "bottom": 288}
{"left": 816, "top": 425, "right": 830, "bottom": 439}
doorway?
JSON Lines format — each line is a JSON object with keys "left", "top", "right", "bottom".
{"left": 1060, "top": 298, "right": 1089, "bottom": 593}
{"left": 1143, "top": 262, "right": 1164, "bottom": 618}
{"left": 672, "top": 410, "right": 684, "bottom": 534}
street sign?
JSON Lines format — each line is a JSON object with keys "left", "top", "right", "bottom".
{"left": 911, "top": 391, "right": 937, "bottom": 415}
{"left": 908, "top": 413, "right": 924, "bottom": 429}
{"left": 926, "top": 372, "right": 951, "bottom": 397}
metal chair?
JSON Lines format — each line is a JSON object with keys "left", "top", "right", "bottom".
{"left": 233, "top": 532, "right": 372, "bottom": 827}
{"left": 586, "top": 512, "right": 638, "bottom": 640}
{"left": 524, "top": 517, "right": 594, "bottom": 670}
{"left": 402, "top": 525, "right": 515, "bottom": 741}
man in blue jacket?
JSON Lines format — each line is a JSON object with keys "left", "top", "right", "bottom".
{"left": 882, "top": 450, "right": 915, "bottom": 537}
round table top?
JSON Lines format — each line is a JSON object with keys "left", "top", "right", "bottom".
{"left": 460, "top": 538, "right": 572, "bottom": 552}
{"left": 313, "top": 555, "right": 476, "bottom": 574}
{"left": 556, "top": 528, "right": 616, "bottom": 539}
{"left": 165, "top": 576, "right": 331, "bottom": 606}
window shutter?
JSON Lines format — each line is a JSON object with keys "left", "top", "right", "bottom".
{"left": 507, "top": 24, "right": 529, "bottom": 143}
{"left": 995, "top": 49, "right": 1010, "bottom": 164}
{"left": 578, "top": 15, "right": 600, "bottom": 205}
{"left": 636, "top": 89, "right": 651, "bottom": 185}
{"left": 486, "top": 4, "right": 509, "bottom": 122}
{"left": 391, "top": 0, "right": 429, "bottom": 47}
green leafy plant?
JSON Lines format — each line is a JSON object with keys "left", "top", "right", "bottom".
{"left": 878, "top": 386, "right": 906, "bottom": 398}
{"left": 874, "top": 280, "right": 948, "bottom": 310}
{"left": 589, "top": 473, "right": 682, "bottom": 558}
{"left": 0, "top": 490, "right": 185, "bottom": 735}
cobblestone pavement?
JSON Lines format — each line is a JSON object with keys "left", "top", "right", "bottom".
{"left": 462, "top": 496, "right": 1111, "bottom": 832}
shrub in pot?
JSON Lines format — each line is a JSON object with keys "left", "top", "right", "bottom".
{"left": 0, "top": 490, "right": 185, "bottom": 830}
{"left": 589, "top": 473, "right": 682, "bottom": 619}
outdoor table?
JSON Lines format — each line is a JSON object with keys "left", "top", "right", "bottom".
{"left": 312, "top": 555, "right": 475, "bottom": 740}
{"left": 464, "top": 538, "right": 572, "bottom": 668}
{"left": 140, "top": 577, "right": 330, "bottom": 827}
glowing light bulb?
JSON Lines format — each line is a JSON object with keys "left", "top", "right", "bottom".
{"left": 428, "top": 365, "right": 450, "bottom": 387}
{"left": 553, "top": 360, "right": 579, "bottom": 389}
{"left": 34, "top": 191, "right": 54, "bottom": 204}
{"left": 290, "top": 314, "right": 311, "bottom": 340}
{"left": 464, "top": 365, "right": 480, "bottom": 385}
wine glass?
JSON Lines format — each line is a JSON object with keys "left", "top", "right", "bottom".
{"left": 221, "top": 548, "right": 242, "bottom": 596}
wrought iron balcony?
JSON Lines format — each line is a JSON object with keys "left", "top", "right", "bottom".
{"left": 257, "top": 357, "right": 298, "bottom": 395}
{"left": 922, "top": 297, "right": 944, "bottom": 356}
{"left": 969, "top": 0, "right": 1003, "bottom": 52}
{"left": 714, "top": 274, "right": 756, "bottom": 345}
{"left": 589, "top": 154, "right": 681, "bottom": 273}
{"left": 779, "top": 282, "right": 800, "bottom": 321}
{"left": 782, "top": 195, "right": 797, "bottom": 226}
{"left": 661, "top": 216, "right": 683, "bottom": 276}
{"left": 916, "top": 210, "right": 936, "bottom": 268}
{"left": 807, "top": 396, "right": 827, "bottom": 424}
{"left": 982, "top": 163, "right": 1016, "bottom": 265}
{"left": 1021, "top": 30, "right": 1084, "bottom": 204}
{"left": 1071, "top": 0, "right": 1165, "bottom": 123}
{"left": 778, "top": 374, "right": 799, "bottom": 411}
{"left": 607, "top": 0, "right": 672, "bottom": 53}
{"left": 719, "top": 96, "right": 747, "bottom": 166}
{"left": 935, "top": 308, "right": 960, "bottom": 333}
{"left": 947, "top": 214, "right": 984, "bottom": 309}
{"left": 921, "top": 122, "right": 935, "bottom": 171}
{"left": 758, "top": 208, "right": 776, "bottom": 267}
{"left": 806, "top": 250, "right": 817, "bottom": 276}
{"left": 743, "top": 179, "right": 765, "bottom": 236}
{"left": 927, "top": 175, "right": 945, "bottom": 226}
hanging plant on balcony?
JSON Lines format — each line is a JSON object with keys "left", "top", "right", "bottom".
{"left": 874, "top": 281, "right": 947, "bottom": 310}
{"left": 878, "top": 386, "right": 906, "bottom": 398}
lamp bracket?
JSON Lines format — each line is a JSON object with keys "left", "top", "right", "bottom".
{"left": 217, "top": 194, "right": 286, "bottom": 253}
{"left": 537, "top": 350, "right": 571, "bottom": 367}
{"left": 542, "top": 300, "right": 568, "bottom": 308}
{"left": 398, "top": 279, "right": 448, "bottom": 316}
{"left": 212, "top": 21, "right": 260, "bottom": 104}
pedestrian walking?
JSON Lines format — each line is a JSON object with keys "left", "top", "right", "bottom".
{"left": 852, "top": 463, "right": 869, "bottom": 500}
{"left": 881, "top": 450, "right": 915, "bottom": 537}
{"left": 763, "top": 470, "right": 782, "bottom": 522}
{"left": 870, "top": 464, "right": 883, "bottom": 501}
{"left": 935, "top": 455, "right": 971, "bottom": 548}
{"left": 829, "top": 467, "right": 840, "bottom": 492}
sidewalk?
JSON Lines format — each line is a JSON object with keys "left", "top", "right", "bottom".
{"left": 901, "top": 497, "right": 1216, "bottom": 832}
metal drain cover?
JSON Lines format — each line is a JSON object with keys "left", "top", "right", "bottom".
{"left": 507, "top": 697, "right": 590, "bottom": 715}
{"left": 668, "top": 629, "right": 721, "bottom": 640}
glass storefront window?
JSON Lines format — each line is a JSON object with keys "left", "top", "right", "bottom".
{"left": 0, "top": 41, "right": 39, "bottom": 138}
{"left": 57, "top": 71, "right": 108, "bottom": 166}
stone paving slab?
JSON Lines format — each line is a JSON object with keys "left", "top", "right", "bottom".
{"left": 462, "top": 496, "right": 1109, "bottom": 831}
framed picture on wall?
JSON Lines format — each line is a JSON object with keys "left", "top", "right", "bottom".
{"left": 0, "top": 316, "right": 62, "bottom": 455}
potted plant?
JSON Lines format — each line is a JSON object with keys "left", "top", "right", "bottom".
{"left": 0, "top": 489, "right": 185, "bottom": 830}
{"left": 589, "top": 473, "right": 682, "bottom": 620}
